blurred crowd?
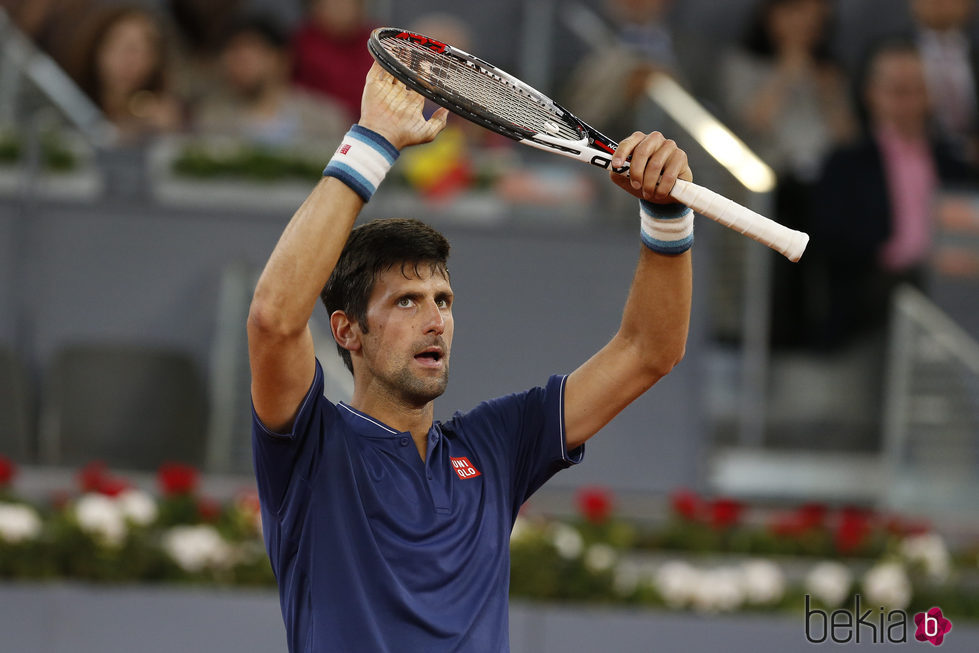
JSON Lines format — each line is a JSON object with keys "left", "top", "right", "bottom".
{"left": 2, "top": 0, "right": 978, "bottom": 354}
{"left": 2, "top": 0, "right": 372, "bottom": 145}
{"left": 565, "top": 0, "right": 979, "bottom": 355}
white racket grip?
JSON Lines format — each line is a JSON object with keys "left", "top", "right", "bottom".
{"left": 668, "top": 179, "right": 809, "bottom": 262}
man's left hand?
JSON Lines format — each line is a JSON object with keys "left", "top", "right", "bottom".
{"left": 609, "top": 131, "right": 692, "bottom": 203}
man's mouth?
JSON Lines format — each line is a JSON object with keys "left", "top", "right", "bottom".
{"left": 414, "top": 347, "right": 444, "bottom": 367}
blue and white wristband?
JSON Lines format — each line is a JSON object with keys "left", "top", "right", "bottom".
{"left": 639, "top": 199, "right": 693, "bottom": 255}
{"left": 323, "top": 125, "right": 399, "bottom": 202}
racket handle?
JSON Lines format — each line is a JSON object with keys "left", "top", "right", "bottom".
{"left": 668, "top": 179, "right": 809, "bottom": 262}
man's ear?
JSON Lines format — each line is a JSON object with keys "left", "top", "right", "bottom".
{"left": 330, "top": 310, "right": 362, "bottom": 354}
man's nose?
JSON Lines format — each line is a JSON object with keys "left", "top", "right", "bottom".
{"left": 423, "top": 299, "right": 445, "bottom": 335}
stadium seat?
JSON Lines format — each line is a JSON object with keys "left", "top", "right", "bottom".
{"left": 39, "top": 343, "right": 208, "bottom": 470}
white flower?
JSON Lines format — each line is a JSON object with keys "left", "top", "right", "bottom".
{"left": 116, "top": 489, "right": 158, "bottom": 527}
{"left": 584, "top": 544, "right": 617, "bottom": 573}
{"left": 740, "top": 559, "right": 785, "bottom": 605}
{"left": 612, "top": 559, "right": 642, "bottom": 596}
{"left": 74, "top": 493, "right": 126, "bottom": 547}
{"left": 690, "top": 567, "right": 745, "bottom": 613}
{"left": 550, "top": 523, "right": 583, "bottom": 559}
{"left": 0, "top": 503, "right": 42, "bottom": 543}
{"left": 162, "top": 525, "right": 233, "bottom": 573}
{"left": 862, "top": 562, "right": 912, "bottom": 610}
{"left": 899, "top": 533, "right": 951, "bottom": 582}
{"left": 805, "top": 561, "right": 853, "bottom": 608}
{"left": 655, "top": 560, "right": 698, "bottom": 608}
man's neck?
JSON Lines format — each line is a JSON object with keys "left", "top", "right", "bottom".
{"left": 350, "top": 389, "right": 434, "bottom": 460}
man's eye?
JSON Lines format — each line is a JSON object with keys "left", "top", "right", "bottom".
{"left": 397, "top": 297, "right": 413, "bottom": 307}
{"left": 437, "top": 299, "right": 449, "bottom": 308}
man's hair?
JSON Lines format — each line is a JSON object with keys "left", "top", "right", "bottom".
{"left": 321, "top": 218, "right": 450, "bottom": 373}
{"left": 221, "top": 13, "right": 289, "bottom": 51}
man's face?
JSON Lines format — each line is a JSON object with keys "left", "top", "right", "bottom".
{"left": 222, "top": 33, "right": 284, "bottom": 98}
{"left": 355, "top": 264, "right": 453, "bottom": 406}
{"left": 866, "top": 51, "right": 931, "bottom": 134}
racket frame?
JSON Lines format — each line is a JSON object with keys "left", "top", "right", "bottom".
{"left": 367, "top": 27, "right": 809, "bottom": 262}
{"left": 368, "top": 28, "right": 627, "bottom": 172}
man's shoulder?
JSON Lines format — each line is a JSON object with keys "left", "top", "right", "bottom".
{"left": 441, "top": 375, "right": 567, "bottom": 433}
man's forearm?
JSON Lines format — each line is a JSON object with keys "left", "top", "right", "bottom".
{"left": 249, "top": 177, "right": 364, "bottom": 333}
{"left": 617, "top": 247, "right": 692, "bottom": 377}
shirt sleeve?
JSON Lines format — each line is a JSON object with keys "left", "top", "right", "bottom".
{"left": 457, "top": 374, "right": 584, "bottom": 516}
{"left": 511, "top": 374, "right": 584, "bottom": 505}
{"left": 251, "top": 359, "right": 327, "bottom": 516}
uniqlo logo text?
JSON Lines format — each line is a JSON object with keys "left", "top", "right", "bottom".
{"left": 338, "top": 144, "right": 351, "bottom": 155}
{"left": 450, "top": 457, "right": 481, "bottom": 479}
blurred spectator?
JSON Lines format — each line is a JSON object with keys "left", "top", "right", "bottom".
{"left": 721, "top": 0, "right": 856, "bottom": 348}
{"left": 164, "top": 0, "right": 245, "bottom": 113}
{"left": 66, "top": 5, "right": 182, "bottom": 139}
{"left": 811, "top": 39, "right": 975, "bottom": 349}
{"left": 723, "top": 0, "right": 855, "bottom": 188}
{"left": 2, "top": 0, "right": 96, "bottom": 68}
{"left": 906, "top": 0, "right": 979, "bottom": 160}
{"left": 193, "top": 15, "right": 347, "bottom": 148}
{"left": 290, "top": 0, "right": 375, "bottom": 122}
{"left": 562, "top": 0, "right": 714, "bottom": 139}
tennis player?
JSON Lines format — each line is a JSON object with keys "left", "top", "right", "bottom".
{"left": 248, "top": 62, "right": 693, "bottom": 652}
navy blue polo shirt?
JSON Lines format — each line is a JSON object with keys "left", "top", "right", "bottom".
{"left": 252, "top": 359, "right": 584, "bottom": 653}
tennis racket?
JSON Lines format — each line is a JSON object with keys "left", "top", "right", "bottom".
{"left": 367, "top": 27, "right": 809, "bottom": 262}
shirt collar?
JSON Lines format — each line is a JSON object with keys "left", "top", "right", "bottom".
{"left": 337, "top": 402, "right": 444, "bottom": 439}
{"left": 337, "top": 402, "right": 405, "bottom": 438}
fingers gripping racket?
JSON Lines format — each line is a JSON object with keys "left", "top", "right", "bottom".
{"left": 368, "top": 28, "right": 809, "bottom": 262}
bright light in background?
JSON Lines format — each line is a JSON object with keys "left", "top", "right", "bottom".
{"left": 645, "top": 75, "right": 776, "bottom": 193}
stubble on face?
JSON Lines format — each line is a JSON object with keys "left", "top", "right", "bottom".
{"left": 357, "top": 265, "right": 453, "bottom": 409}
{"left": 388, "top": 339, "right": 450, "bottom": 406}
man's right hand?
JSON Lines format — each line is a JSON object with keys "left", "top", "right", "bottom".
{"left": 358, "top": 62, "right": 449, "bottom": 150}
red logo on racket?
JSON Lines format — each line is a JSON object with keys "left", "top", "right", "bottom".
{"left": 450, "top": 457, "right": 481, "bottom": 479}
{"left": 338, "top": 144, "right": 351, "bottom": 155}
{"left": 395, "top": 31, "right": 446, "bottom": 53}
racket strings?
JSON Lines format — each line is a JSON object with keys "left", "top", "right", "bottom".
{"left": 379, "top": 35, "right": 581, "bottom": 141}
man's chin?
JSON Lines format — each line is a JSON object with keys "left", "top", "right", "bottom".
{"left": 394, "top": 369, "right": 449, "bottom": 406}
{"left": 408, "top": 379, "right": 448, "bottom": 405}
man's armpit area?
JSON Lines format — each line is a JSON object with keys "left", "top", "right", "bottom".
{"left": 252, "top": 359, "right": 324, "bottom": 440}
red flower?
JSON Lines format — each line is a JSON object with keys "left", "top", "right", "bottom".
{"left": 197, "top": 496, "right": 222, "bottom": 522}
{"left": 97, "top": 477, "right": 130, "bottom": 497}
{"left": 157, "top": 462, "right": 199, "bottom": 496}
{"left": 797, "top": 502, "right": 828, "bottom": 529}
{"left": 835, "top": 507, "right": 872, "bottom": 554}
{"left": 708, "top": 497, "right": 744, "bottom": 530}
{"left": 576, "top": 486, "right": 615, "bottom": 524}
{"left": 669, "top": 488, "right": 702, "bottom": 521}
{"left": 884, "top": 515, "right": 930, "bottom": 537}
{"left": 78, "top": 461, "right": 109, "bottom": 493}
{"left": 77, "top": 461, "right": 129, "bottom": 496}
{"left": 769, "top": 511, "right": 807, "bottom": 538}
{"left": 0, "top": 455, "right": 16, "bottom": 487}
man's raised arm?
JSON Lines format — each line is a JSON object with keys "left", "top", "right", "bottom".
{"left": 248, "top": 63, "right": 448, "bottom": 433}
{"left": 564, "top": 131, "right": 694, "bottom": 450}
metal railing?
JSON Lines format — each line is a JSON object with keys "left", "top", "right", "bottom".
{"left": 560, "top": 2, "right": 779, "bottom": 449}
{"left": 882, "top": 285, "right": 979, "bottom": 513}
{"left": 0, "top": 8, "right": 115, "bottom": 144}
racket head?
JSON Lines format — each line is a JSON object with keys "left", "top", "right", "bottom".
{"left": 368, "top": 27, "right": 595, "bottom": 147}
